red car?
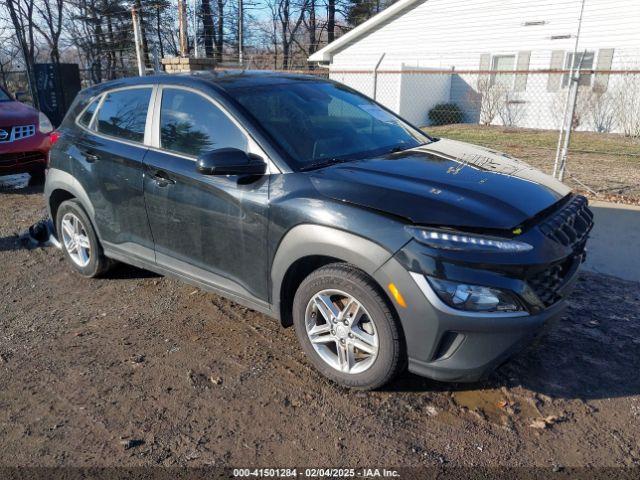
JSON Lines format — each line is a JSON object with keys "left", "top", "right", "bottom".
{"left": 0, "top": 85, "right": 56, "bottom": 182}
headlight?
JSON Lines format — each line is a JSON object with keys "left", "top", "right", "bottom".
{"left": 406, "top": 226, "right": 532, "bottom": 253}
{"left": 38, "top": 112, "right": 53, "bottom": 134}
{"left": 428, "top": 277, "right": 523, "bottom": 312}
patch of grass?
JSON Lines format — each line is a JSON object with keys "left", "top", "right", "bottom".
{"left": 427, "top": 124, "right": 640, "bottom": 158}
{"left": 424, "top": 124, "right": 640, "bottom": 203}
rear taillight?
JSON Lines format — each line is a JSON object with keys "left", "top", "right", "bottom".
{"left": 47, "top": 131, "right": 60, "bottom": 168}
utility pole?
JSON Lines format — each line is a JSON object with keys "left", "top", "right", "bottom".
{"left": 238, "top": 0, "right": 243, "bottom": 65}
{"left": 178, "top": 0, "right": 189, "bottom": 57}
{"left": 132, "top": 8, "right": 146, "bottom": 76}
{"left": 192, "top": 0, "right": 199, "bottom": 58}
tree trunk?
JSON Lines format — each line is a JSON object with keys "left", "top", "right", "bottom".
{"left": 308, "top": 0, "right": 317, "bottom": 56}
{"left": 201, "top": 0, "right": 215, "bottom": 58}
{"left": 156, "top": 6, "right": 164, "bottom": 58}
{"left": 93, "top": 14, "right": 103, "bottom": 84}
{"left": 106, "top": 16, "right": 116, "bottom": 79}
{"left": 327, "top": 0, "right": 335, "bottom": 42}
{"left": 134, "top": 0, "right": 150, "bottom": 66}
{"left": 282, "top": 41, "right": 289, "bottom": 70}
{"left": 214, "top": 0, "right": 224, "bottom": 63}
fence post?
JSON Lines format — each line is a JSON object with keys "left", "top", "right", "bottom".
{"left": 556, "top": 51, "right": 586, "bottom": 182}
{"left": 553, "top": 0, "right": 586, "bottom": 180}
{"left": 372, "top": 53, "right": 386, "bottom": 101}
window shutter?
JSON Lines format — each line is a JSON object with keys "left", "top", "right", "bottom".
{"left": 514, "top": 51, "right": 531, "bottom": 92}
{"left": 594, "top": 48, "right": 614, "bottom": 92}
{"left": 479, "top": 53, "right": 491, "bottom": 85}
{"left": 547, "top": 50, "right": 565, "bottom": 92}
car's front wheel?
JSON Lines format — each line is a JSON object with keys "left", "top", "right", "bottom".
{"left": 292, "top": 263, "right": 404, "bottom": 390}
{"left": 56, "top": 199, "right": 112, "bottom": 277}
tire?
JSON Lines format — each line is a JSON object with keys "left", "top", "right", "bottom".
{"left": 292, "top": 263, "right": 405, "bottom": 390}
{"left": 56, "top": 199, "right": 112, "bottom": 277}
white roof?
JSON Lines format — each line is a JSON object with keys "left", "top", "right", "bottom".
{"left": 308, "top": 0, "right": 424, "bottom": 62}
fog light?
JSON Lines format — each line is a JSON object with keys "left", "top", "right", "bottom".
{"left": 427, "top": 277, "right": 522, "bottom": 312}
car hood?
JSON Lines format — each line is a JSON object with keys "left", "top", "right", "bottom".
{"left": 309, "top": 139, "right": 572, "bottom": 230}
{"left": 0, "top": 100, "right": 38, "bottom": 126}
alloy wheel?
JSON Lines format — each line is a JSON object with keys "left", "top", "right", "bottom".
{"left": 304, "top": 289, "right": 379, "bottom": 374}
{"left": 60, "top": 212, "right": 92, "bottom": 268}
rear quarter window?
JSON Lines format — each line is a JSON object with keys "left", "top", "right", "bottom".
{"left": 78, "top": 97, "right": 100, "bottom": 128}
{"left": 95, "top": 88, "right": 152, "bottom": 143}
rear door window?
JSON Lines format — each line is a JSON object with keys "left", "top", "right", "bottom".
{"left": 95, "top": 88, "right": 152, "bottom": 143}
{"left": 159, "top": 88, "right": 248, "bottom": 157}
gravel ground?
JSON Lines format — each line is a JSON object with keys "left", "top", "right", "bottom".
{"left": 1, "top": 175, "right": 640, "bottom": 470}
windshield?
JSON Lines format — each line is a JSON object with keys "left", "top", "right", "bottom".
{"left": 0, "top": 89, "right": 11, "bottom": 102}
{"left": 230, "top": 81, "right": 431, "bottom": 170}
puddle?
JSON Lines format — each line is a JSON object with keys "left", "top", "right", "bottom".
{"left": 452, "top": 388, "right": 540, "bottom": 426}
{"left": 0, "top": 174, "right": 31, "bottom": 190}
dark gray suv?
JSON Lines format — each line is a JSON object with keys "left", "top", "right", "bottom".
{"left": 45, "top": 71, "right": 593, "bottom": 389}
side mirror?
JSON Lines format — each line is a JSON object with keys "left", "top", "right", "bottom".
{"left": 196, "top": 148, "right": 267, "bottom": 176}
{"left": 15, "top": 91, "right": 28, "bottom": 102}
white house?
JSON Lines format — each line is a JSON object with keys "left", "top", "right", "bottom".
{"left": 308, "top": 0, "right": 640, "bottom": 132}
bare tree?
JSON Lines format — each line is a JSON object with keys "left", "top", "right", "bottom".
{"left": 613, "top": 73, "right": 640, "bottom": 138}
{"left": 275, "top": 0, "right": 308, "bottom": 69}
{"left": 201, "top": 0, "right": 226, "bottom": 62}
{"left": 581, "top": 86, "right": 616, "bottom": 133}
{"left": 0, "top": 25, "right": 20, "bottom": 90}
{"left": 499, "top": 93, "right": 526, "bottom": 128}
{"left": 470, "top": 78, "right": 506, "bottom": 126}
{"left": 5, "top": 0, "right": 39, "bottom": 107}
{"left": 33, "top": 0, "right": 64, "bottom": 64}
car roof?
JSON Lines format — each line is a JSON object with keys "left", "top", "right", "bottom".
{"left": 88, "top": 70, "right": 329, "bottom": 96}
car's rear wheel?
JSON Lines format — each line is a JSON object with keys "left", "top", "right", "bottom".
{"left": 292, "top": 263, "right": 404, "bottom": 390}
{"left": 56, "top": 199, "right": 112, "bottom": 277}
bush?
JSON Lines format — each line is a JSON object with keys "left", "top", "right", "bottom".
{"left": 428, "top": 103, "right": 464, "bottom": 126}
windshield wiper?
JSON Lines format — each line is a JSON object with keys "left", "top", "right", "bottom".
{"left": 299, "top": 157, "right": 353, "bottom": 172}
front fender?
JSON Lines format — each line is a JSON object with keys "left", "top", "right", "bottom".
{"left": 270, "top": 224, "right": 396, "bottom": 318}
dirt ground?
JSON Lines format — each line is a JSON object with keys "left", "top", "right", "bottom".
{"left": 1, "top": 175, "right": 640, "bottom": 471}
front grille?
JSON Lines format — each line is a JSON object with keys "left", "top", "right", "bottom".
{"left": 528, "top": 195, "right": 593, "bottom": 307}
{"left": 527, "top": 256, "right": 580, "bottom": 306}
{"left": 0, "top": 124, "right": 36, "bottom": 143}
{"left": 539, "top": 195, "right": 594, "bottom": 248}
{"left": 0, "top": 151, "right": 45, "bottom": 167}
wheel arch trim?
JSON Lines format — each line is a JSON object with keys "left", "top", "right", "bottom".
{"left": 270, "top": 224, "right": 394, "bottom": 319}
{"left": 45, "top": 168, "right": 96, "bottom": 225}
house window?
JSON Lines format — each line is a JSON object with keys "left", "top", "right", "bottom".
{"left": 562, "top": 51, "right": 595, "bottom": 88}
{"left": 491, "top": 55, "right": 516, "bottom": 88}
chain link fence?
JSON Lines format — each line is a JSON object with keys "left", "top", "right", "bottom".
{"left": 330, "top": 66, "right": 640, "bottom": 204}
{"left": 3, "top": 60, "right": 639, "bottom": 203}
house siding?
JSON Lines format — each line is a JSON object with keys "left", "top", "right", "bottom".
{"left": 326, "top": 0, "right": 640, "bottom": 130}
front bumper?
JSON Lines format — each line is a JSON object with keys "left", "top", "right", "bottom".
{"left": 372, "top": 254, "right": 571, "bottom": 383}
{"left": 0, "top": 132, "right": 51, "bottom": 175}
{"left": 407, "top": 272, "right": 566, "bottom": 381}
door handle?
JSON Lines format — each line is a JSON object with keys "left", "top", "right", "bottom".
{"left": 152, "top": 171, "right": 175, "bottom": 187}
